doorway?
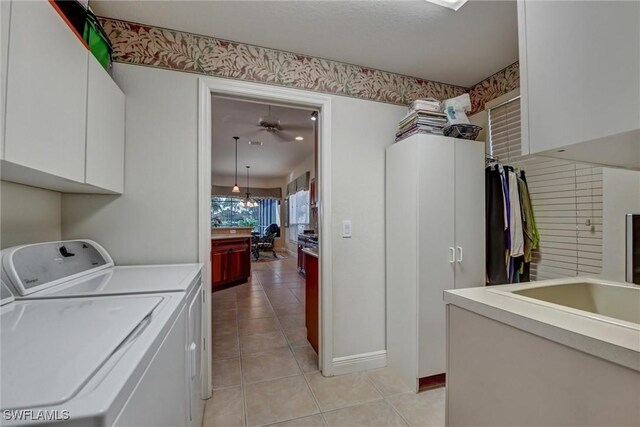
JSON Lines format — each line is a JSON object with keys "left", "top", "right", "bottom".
{"left": 197, "top": 78, "right": 334, "bottom": 398}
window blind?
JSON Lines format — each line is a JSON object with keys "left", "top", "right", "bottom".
{"left": 488, "top": 98, "right": 602, "bottom": 280}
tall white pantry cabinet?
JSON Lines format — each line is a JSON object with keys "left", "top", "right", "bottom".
{"left": 386, "top": 134, "right": 485, "bottom": 391}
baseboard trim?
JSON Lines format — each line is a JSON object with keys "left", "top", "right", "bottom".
{"left": 331, "top": 350, "right": 387, "bottom": 376}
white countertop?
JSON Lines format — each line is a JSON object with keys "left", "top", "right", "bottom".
{"left": 211, "top": 234, "right": 253, "bottom": 240}
{"left": 302, "top": 247, "right": 319, "bottom": 258}
{"left": 444, "top": 277, "right": 640, "bottom": 372}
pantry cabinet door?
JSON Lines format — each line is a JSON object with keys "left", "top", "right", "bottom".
{"left": 4, "top": 0, "right": 88, "bottom": 182}
{"left": 86, "top": 55, "right": 125, "bottom": 193}
{"left": 417, "top": 136, "right": 455, "bottom": 378}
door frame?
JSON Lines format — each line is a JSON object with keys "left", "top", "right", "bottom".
{"left": 197, "top": 77, "right": 334, "bottom": 397}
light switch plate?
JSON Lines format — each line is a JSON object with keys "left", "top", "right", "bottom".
{"left": 342, "top": 220, "right": 352, "bottom": 238}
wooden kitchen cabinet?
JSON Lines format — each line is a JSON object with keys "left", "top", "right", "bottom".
{"left": 518, "top": 0, "right": 640, "bottom": 169}
{"left": 297, "top": 244, "right": 306, "bottom": 275}
{"left": 211, "top": 237, "right": 251, "bottom": 292}
{"left": 303, "top": 250, "right": 319, "bottom": 354}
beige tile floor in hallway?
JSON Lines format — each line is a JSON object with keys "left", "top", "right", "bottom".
{"left": 205, "top": 255, "right": 445, "bottom": 427}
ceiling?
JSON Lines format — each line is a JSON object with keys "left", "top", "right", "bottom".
{"left": 211, "top": 97, "right": 315, "bottom": 180}
{"left": 91, "top": 1, "right": 518, "bottom": 88}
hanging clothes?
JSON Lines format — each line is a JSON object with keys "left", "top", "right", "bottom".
{"left": 518, "top": 171, "right": 539, "bottom": 263}
{"left": 508, "top": 170, "right": 525, "bottom": 258}
{"left": 485, "top": 162, "right": 540, "bottom": 285}
{"left": 486, "top": 167, "right": 508, "bottom": 285}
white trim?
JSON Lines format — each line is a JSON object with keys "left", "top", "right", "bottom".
{"left": 197, "top": 78, "right": 213, "bottom": 399}
{"left": 331, "top": 350, "right": 388, "bottom": 376}
{"left": 197, "top": 77, "right": 335, "bottom": 391}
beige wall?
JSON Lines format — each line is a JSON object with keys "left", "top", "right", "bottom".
{"left": 62, "top": 65, "right": 199, "bottom": 265}
{"left": 1, "top": 181, "right": 61, "bottom": 249}
{"left": 61, "top": 63, "right": 405, "bottom": 361}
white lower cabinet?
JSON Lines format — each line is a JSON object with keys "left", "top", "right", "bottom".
{"left": 386, "top": 134, "right": 485, "bottom": 391}
{"left": 1, "top": 0, "right": 125, "bottom": 194}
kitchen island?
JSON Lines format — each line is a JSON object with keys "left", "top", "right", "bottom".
{"left": 211, "top": 227, "right": 253, "bottom": 292}
{"left": 444, "top": 277, "right": 640, "bottom": 427}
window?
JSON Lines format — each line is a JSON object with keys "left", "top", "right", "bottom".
{"left": 488, "top": 97, "right": 602, "bottom": 280}
{"left": 288, "top": 189, "right": 310, "bottom": 243}
{"left": 211, "top": 197, "right": 280, "bottom": 235}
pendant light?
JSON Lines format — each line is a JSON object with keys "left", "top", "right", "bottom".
{"left": 240, "top": 166, "right": 257, "bottom": 208}
{"left": 232, "top": 136, "right": 240, "bottom": 193}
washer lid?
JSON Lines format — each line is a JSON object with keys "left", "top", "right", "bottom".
{"left": 1, "top": 296, "right": 162, "bottom": 410}
{"left": 1, "top": 281, "right": 14, "bottom": 306}
{"left": 33, "top": 264, "right": 201, "bottom": 298}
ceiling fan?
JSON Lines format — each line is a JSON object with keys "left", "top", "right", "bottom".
{"left": 227, "top": 105, "right": 310, "bottom": 143}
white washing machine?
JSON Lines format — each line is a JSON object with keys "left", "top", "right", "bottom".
{"left": 0, "top": 240, "right": 204, "bottom": 427}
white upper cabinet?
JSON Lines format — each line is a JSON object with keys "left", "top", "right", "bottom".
{"left": 1, "top": 0, "right": 124, "bottom": 193}
{"left": 518, "top": 0, "right": 640, "bottom": 169}
{"left": 86, "top": 55, "right": 125, "bottom": 193}
{"left": 4, "top": 0, "right": 88, "bottom": 182}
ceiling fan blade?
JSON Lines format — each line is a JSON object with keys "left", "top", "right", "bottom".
{"left": 279, "top": 123, "right": 312, "bottom": 132}
{"left": 271, "top": 131, "right": 292, "bottom": 143}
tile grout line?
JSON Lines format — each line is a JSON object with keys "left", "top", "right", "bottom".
{"left": 238, "top": 275, "right": 258, "bottom": 427}
{"left": 265, "top": 258, "right": 322, "bottom": 426}
{"left": 365, "top": 370, "right": 413, "bottom": 426}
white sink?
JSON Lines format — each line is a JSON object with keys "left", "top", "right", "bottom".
{"left": 494, "top": 279, "right": 640, "bottom": 328}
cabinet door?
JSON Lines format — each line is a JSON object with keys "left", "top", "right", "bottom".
{"left": 386, "top": 138, "right": 420, "bottom": 390}
{"left": 86, "top": 55, "right": 125, "bottom": 193}
{"left": 211, "top": 251, "right": 226, "bottom": 288}
{"left": 417, "top": 136, "right": 455, "bottom": 378}
{"left": 228, "top": 244, "right": 249, "bottom": 282}
{"left": 4, "top": 0, "right": 88, "bottom": 182}
{"left": 454, "top": 140, "right": 485, "bottom": 289}
{"left": 519, "top": 1, "right": 640, "bottom": 158}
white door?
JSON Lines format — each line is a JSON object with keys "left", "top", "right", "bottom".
{"left": 86, "top": 55, "right": 125, "bottom": 193}
{"left": 4, "top": 0, "right": 88, "bottom": 182}
{"left": 417, "top": 136, "right": 455, "bottom": 378}
{"left": 186, "top": 283, "right": 204, "bottom": 427}
{"left": 454, "top": 140, "right": 485, "bottom": 289}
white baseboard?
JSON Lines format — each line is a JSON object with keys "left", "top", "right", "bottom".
{"left": 331, "top": 350, "right": 387, "bottom": 376}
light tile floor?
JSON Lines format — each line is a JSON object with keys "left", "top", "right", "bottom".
{"left": 205, "top": 256, "right": 445, "bottom": 427}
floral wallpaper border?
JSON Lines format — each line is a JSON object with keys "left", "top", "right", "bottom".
{"left": 468, "top": 62, "right": 520, "bottom": 114}
{"left": 99, "top": 17, "right": 519, "bottom": 111}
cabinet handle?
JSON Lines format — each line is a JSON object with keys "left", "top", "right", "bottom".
{"left": 457, "top": 246, "right": 463, "bottom": 263}
{"left": 189, "top": 342, "right": 197, "bottom": 378}
{"left": 449, "top": 247, "right": 455, "bottom": 263}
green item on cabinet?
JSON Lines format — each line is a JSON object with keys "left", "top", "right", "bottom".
{"left": 83, "top": 9, "right": 112, "bottom": 70}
